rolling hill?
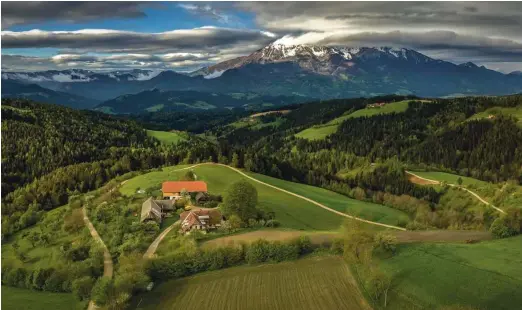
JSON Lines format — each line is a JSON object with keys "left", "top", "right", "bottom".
{"left": 120, "top": 164, "right": 410, "bottom": 230}
{"left": 95, "top": 89, "right": 312, "bottom": 114}
{"left": 1, "top": 80, "right": 99, "bottom": 109}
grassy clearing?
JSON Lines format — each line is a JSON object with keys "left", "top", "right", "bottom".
{"left": 119, "top": 164, "right": 192, "bottom": 196}
{"left": 380, "top": 236, "right": 522, "bottom": 310}
{"left": 294, "top": 124, "right": 338, "bottom": 141}
{"left": 1, "top": 286, "right": 87, "bottom": 310}
{"left": 145, "top": 104, "right": 164, "bottom": 112}
{"left": 467, "top": 106, "right": 522, "bottom": 127}
{"left": 131, "top": 255, "right": 369, "bottom": 310}
{"left": 146, "top": 130, "right": 188, "bottom": 145}
{"left": 295, "top": 100, "right": 423, "bottom": 141}
{"left": 247, "top": 171, "right": 410, "bottom": 227}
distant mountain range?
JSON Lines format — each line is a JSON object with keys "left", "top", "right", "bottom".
{"left": 2, "top": 44, "right": 522, "bottom": 111}
{"left": 1, "top": 80, "right": 99, "bottom": 109}
{"left": 95, "top": 89, "right": 312, "bottom": 114}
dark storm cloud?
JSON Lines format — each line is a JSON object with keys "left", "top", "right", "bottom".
{"left": 1, "top": 1, "right": 153, "bottom": 29}
{"left": 315, "top": 31, "right": 522, "bottom": 62}
{"left": 237, "top": 2, "right": 522, "bottom": 38}
{"left": 1, "top": 27, "right": 276, "bottom": 54}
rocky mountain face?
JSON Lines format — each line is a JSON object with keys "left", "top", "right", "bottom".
{"left": 192, "top": 44, "right": 435, "bottom": 78}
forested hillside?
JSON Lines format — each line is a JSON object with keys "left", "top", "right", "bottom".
{"left": 1, "top": 99, "right": 154, "bottom": 194}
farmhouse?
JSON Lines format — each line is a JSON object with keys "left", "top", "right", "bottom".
{"left": 162, "top": 181, "right": 208, "bottom": 200}
{"left": 368, "top": 102, "right": 386, "bottom": 108}
{"left": 140, "top": 197, "right": 175, "bottom": 223}
{"left": 180, "top": 209, "right": 223, "bottom": 232}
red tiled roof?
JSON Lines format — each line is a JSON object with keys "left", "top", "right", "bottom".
{"left": 162, "top": 181, "right": 207, "bottom": 193}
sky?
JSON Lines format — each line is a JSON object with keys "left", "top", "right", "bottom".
{"left": 2, "top": 1, "right": 522, "bottom": 73}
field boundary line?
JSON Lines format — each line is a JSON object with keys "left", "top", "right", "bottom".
{"left": 405, "top": 171, "right": 506, "bottom": 214}
{"left": 212, "top": 163, "right": 406, "bottom": 231}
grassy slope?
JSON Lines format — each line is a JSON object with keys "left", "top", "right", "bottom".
{"left": 131, "top": 255, "right": 369, "bottom": 310}
{"left": 1, "top": 286, "right": 86, "bottom": 310}
{"left": 248, "top": 171, "right": 410, "bottom": 227}
{"left": 380, "top": 236, "right": 522, "bottom": 310}
{"left": 121, "top": 164, "right": 342, "bottom": 231}
{"left": 120, "top": 164, "right": 409, "bottom": 231}
{"left": 467, "top": 106, "right": 522, "bottom": 127}
{"left": 295, "top": 100, "right": 414, "bottom": 141}
{"left": 146, "top": 130, "right": 188, "bottom": 145}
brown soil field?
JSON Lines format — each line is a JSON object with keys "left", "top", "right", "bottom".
{"left": 407, "top": 174, "right": 439, "bottom": 185}
{"left": 201, "top": 230, "right": 336, "bottom": 249}
{"left": 394, "top": 230, "right": 492, "bottom": 243}
{"left": 202, "top": 229, "right": 493, "bottom": 249}
{"left": 249, "top": 110, "right": 291, "bottom": 118}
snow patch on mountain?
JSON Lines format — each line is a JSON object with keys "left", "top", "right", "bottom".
{"left": 204, "top": 70, "right": 227, "bottom": 79}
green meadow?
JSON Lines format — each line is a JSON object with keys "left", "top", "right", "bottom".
{"left": 380, "top": 236, "right": 522, "bottom": 310}
{"left": 1, "top": 286, "right": 86, "bottom": 310}
{"left": 295, "top": 100, "right": 422, "bottom": 141}
{"left": 120, "top": 164, "right": 409, "bottom": 231}
{"left": 467, "top": 106, "right": 522, "bottom": 127}
{"left": 146, "top": 130, "right": 188, "bottom": 145}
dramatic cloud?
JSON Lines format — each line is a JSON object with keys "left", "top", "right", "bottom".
{"left": 274, "top": 30, "right": 522, "bottom": 62}
{"left": 238, "top": 2, "right": 522, "bottom": 38}
{"left": 178, "top": 3, "right": 236, "bottom": 25}
{"left": 1, "top": 27, "right": 276, "bottom": 54}
{"left": 1, "top": 2, "right": 154, "bottom": 29}
{"left": 2, "top": 52, "right": 218, "bottom": 72}
{"left": 2, "top": 2, "right": 521, "bottom": 72}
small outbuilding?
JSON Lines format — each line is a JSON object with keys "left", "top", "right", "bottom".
{"left": 140, "top": 197, "right": 175, "bottom": 223}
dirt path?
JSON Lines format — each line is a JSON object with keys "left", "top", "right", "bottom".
{"left": 143, "top": 220, "right": 180, "bottom": 259}
{"left": 405, "top": 171, "right": 506, "bottom": 214}
{"left": 142, "top": 164, "right": 207, "bottom": 259}
{"left": 83, "top": 207, "right": 113, "bottom": 310}
{"left": 215, "top": 163, "right": 406, "bottom": 231}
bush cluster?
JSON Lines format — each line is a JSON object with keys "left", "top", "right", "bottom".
{"left": 147, "top": 236, "right": 314, "bottom": 281}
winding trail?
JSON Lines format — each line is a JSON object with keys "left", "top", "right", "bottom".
{"left": 143, "top": 220, "right": 180, "bottom": 259}
{"left": 216, "top": 163, "right": 406, "bottom": 231}
{"left": 82, "top": 207, "right": 113, "bottom": 310}
{"left": 405, "top": 171, "right": 506, "bottom": 214}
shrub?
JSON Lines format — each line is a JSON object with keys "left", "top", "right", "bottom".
{"left": 91, "top": 277, "right": 112, "bottom": 306}
{"left": 373, "top": 232, "right": 397, "bottom": 254}
{"left": 72, "top": 276, "right": 95, "bottom": 301}
{"left": 265, "top": 219, "right": 280, "bottom": 227}
{"left": 490, "top": 217, "right": 518, "bottom": 238}
{"left": 245, "top": 239, "right": 270, "bottom": 264}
